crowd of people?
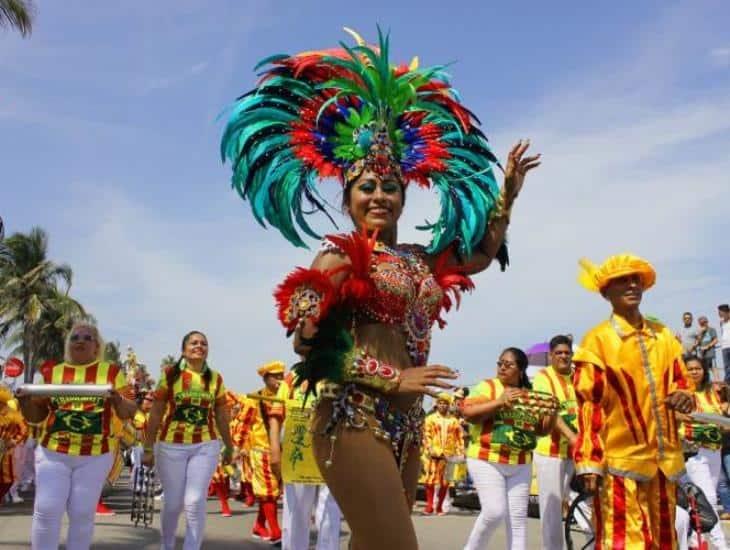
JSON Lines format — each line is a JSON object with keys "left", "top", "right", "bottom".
{"left": 2, "top": 27, "right": 730, "bottom": 550}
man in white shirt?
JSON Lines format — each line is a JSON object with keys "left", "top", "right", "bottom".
{"left": 719, "top": 304, "right": 730, "bottom": 383}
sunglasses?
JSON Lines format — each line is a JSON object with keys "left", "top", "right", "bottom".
{"left": 70, "top": 334, "right": 95, "bottom": 343}
{"left": 496, "top": 360, "right": 517, "bottom": 368}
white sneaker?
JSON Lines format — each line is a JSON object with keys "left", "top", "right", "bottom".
{"left": 10, "top": 494, "right": 24, "bottom": 504}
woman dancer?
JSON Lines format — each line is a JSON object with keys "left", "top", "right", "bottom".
{"left": 460, "top": 348, "right": 557, "bottom": 550}
{"left": 221, "top": 28, "right": 539, "bottom": 549}
{"left": 143, "top": 330, "right": 234, "bottom": 550}
{"left": 679, "top": 356, "right": 729, "bottom": 549}
{"left": 17, "top": 323, "right": 137, "bottom": 550}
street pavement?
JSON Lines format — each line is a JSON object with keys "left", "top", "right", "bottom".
{"left": 1, "top": 478, "right": 728, "bottom": 549}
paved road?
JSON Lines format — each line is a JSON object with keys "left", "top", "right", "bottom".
{"left": 0, "top": 481, "right": 539, "bottom": 550}
{"left": 0, "top": 478, "right": 726, "bottom": 549}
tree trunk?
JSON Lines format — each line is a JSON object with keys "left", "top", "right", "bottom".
{"left": 23, "top": 324, "right": 33, "bottom": 383}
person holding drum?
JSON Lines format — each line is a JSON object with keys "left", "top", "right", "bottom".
{"left": 16, "top": 322, "right": 137, "bottom": 550}
{"left": 460, "top": 347, "right": 558, "bottom": 550}
{"left": 532, "top": 334, "right": 579, "bottom": 549}
{"left": 422, "top": 392, "right": 464, "bottom": 515}
{"left": 142, "top": 330, "right": 234, "bottom": 550}
{"left": 677, "top": 356, "right": 729, "bottom": 549}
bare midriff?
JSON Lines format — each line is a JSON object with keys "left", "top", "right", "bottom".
{"left": 352, "top": 322, "right": 421, "bottom": 412}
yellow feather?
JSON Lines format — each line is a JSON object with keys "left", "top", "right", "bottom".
{"left": 577, "top": 258, "right": 600, "bottom": 292}
{"left": 409, "top": 56, "right": 420, "bottom": 71}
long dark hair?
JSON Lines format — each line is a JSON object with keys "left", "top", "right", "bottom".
{"left": 167, "top": 330, "right": 212, "bottom": 390}
{"left": 501, "top": 347, "right": 531, "bottom": 389}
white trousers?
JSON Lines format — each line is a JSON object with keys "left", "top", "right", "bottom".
{"left": 534, "top": 453, "right": 573, "bottom": 550}
{"left": 155, "top": 440, "right": 221, "bottom": 550}
{"left": 31, "top": 446, "right": 114, "bottom": 550}
{"left": 686, "top": 448, "right": 728, "bottom": 550}
{"left": 129, "top": 445, "right": 143, "bottom": 490}
{"left": 676, "top": 505, "right": 690, "bottom": 550}
{"left": 464, "top": 458, "right": 531, "bottom": 550}
{"left": 283, "top": 483, "right": 342, "bottom": 550}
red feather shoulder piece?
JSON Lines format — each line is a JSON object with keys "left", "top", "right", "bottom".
{"left": 324, "top": 229, "right": 378, "bottom": 304}
{"left": 432, "top": 248, "right": 475, "bottom": 328}
{"left": 274, "top": 267, "right": 338, "bottom": 335}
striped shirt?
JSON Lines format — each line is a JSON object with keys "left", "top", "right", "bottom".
{"left": 681, "top": 387, "right": 724, "bottom": 451}
{"left": 533, "top": 366, "right": 578, "bottom": 459}
{"left": 155, "top": 361, "right": 226, "bottom": 445}
{"left": 465, "top": 378, "right": 541, "bottom": 465}
{"left": 231, "top": 387, "right": 278, "bottom": 451}
{"left": 41, "top": 361, "right": 127, "bottom": 456}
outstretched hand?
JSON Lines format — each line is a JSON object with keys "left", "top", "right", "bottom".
{"left": 503, "top": 140, "right": 541, "bottom": 204}
{"left": 396, "top": 365, "right": 458, "bottom": 397}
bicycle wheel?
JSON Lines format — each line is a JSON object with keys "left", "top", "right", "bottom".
{"left": 564, "top": 491, "right": 595, "bottom": 550}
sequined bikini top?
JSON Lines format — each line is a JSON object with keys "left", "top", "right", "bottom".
{"left": 323, "top": 236, "right": 447, "bottom": 366}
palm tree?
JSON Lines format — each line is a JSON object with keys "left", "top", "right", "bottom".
{"left": 0, "top": 0, "right": 34, "bottom": 37}
{"left": 160, "top": 354, "right": 176, "bottom": 370}
{"left": 0, "top": 216, "right": 10, "bottom": 265}
{"left": 0, "top": 227, "right": 87, "bottom": 381}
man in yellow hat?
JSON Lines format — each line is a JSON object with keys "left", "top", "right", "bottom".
{"left": 422, "top": 392, "right": 464, "bottom": 515}
{"left": 574, "top": 255, "right": 694, "bottom": 549}
{"left": 232, "top": 361, "right": 285, "bottom": 544}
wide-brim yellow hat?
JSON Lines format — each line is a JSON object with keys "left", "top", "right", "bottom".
{"left": 257, "top": 360, "right": 286, "bottom": 377}
{"left": 578, "top": 254, "right": 656, "bottom": 293}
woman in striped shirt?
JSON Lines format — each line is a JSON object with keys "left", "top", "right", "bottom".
{"left": 460, "top": 347, "right": 556, "bottom": 550}
{"left": 17, "top": 322, "right": 137, "bottom": 550}
{"left": 678, "top": 356, "right": 729, "bottom": 549}
{"left": 143, "top": 330, "right": 234, "bottom": 550}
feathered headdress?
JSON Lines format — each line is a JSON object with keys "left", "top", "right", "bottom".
{"left": 220, "top": 26, "right": 502, "bottom": 256}
{"left": 577, "top": 255, "right": 656, "bottom": 293}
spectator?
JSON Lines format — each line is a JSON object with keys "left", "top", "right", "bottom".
{"left": 719, "top": 304, "right": 730, "bottom": 384}
{"left": 677, "top": 312, "right": 699, "bottom": 360}
{"left": 697, "top": 316, "right": 719, "bottom": 375}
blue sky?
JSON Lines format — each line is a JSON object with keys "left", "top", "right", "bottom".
{"left": 2, "top": 0, "right": 729, "bottom": 391}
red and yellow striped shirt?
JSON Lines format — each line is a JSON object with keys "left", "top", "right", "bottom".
{"left": 573, "top": 315, "right": 691, "bottom": 481}
{"left": 41, "top": 361, "right": 127, "bottom": 456}
{"left": 464, "top": 378, "right": 541, "bottom": 465}
{"left": 231, "top": 388, "right": 277, "bottom": 451}
{"left": 155, "top": 362, "right": 226, "bottom": 445}
{"left": 533, "top": 366, "right": 577, "bottom": 459}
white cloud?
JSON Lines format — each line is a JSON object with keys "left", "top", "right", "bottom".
{"left": 14, "top": 1, "right": 730, "bottom": 392}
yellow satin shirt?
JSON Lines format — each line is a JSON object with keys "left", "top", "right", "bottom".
{"left": 573, "top": 314, "right": 692, "bottom": 481}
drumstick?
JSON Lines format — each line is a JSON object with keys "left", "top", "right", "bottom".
{"left": 16, "top": 384, "right": 112, "bottom": 398}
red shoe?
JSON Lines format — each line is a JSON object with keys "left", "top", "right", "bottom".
{"left": 95, "top": 501, "right": 115, "bottom": 516}
{"left": 252, "top": 523, "right": 270, "bottom": 541}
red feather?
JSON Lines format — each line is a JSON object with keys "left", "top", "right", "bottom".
{"left": 432, "top": 248, "right": 475, "bottom": 328}
{"left": 325, "top": 229, "right": 378, "bottom": 303}
{"left": 273, "top": 267, "right": 337, "bottom": 333}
